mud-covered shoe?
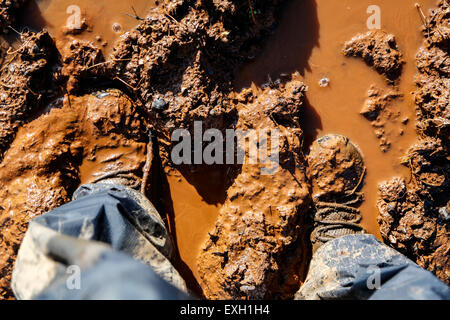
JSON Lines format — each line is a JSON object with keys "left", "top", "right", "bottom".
{"left": 307, "top": 134, "right": 366, "bottom": 253}
{"left": 78, "top": 89, "right": 150, "bottom": 190}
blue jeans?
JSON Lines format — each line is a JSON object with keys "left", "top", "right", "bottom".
{"left": 11, "top": 184, "right": 449, "bottom": 300}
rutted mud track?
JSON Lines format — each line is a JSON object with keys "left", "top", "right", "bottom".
{"left": 0, "top": 0, "right": 448, "bottom": 299}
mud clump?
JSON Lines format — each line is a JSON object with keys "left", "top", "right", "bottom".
{"left": 0, "top": 0, "right": 27, "bottom": 33}
{"left": 377, "top": 0, "right": 449, "bottom": 284}
{"left": 360, "top": 85, "right": 404, "bottom": 152}
{"left": 198, "top": 80, "right": 311, "bottom": 300}
{"left": 60, "top": 41, "right": 105, "bottom": 94}
{"left": 343, "top": 30, "right": 404, "bottom": 82}
{"left": 0, "top": 30, "right": 58, "bottom": 159}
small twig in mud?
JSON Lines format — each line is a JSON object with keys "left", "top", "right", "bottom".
{"left": 8, "top": 26, "right": 22, "bottom": 37}
{"left": 415, "top": 3, "right": 428, "bottom": 26}
{"left": 141, "top": 130, "right": 154, "bottom": 194}
{"left": 114, "top": 76, "right": 137, "bottom": 90}
{"left": 415, "top": 3, "right": 431, "bottom": 38}
{"left": 86, "top": 58, "right": 131, "bottom": 70}
{"left": 248, "top": 0, "right": 259, "bottom": 26}
{"left": 6, "top": 45, "right": 23, "bottom": 55}
{"left": 25, "top": 85, "right": 37, "bottom": 96}
{"left": 165, "top": 13, "right": 180, "bottom": 24}
{"left": 63, "top": 85, "right": 72, "bottom": 108}
{"left": 0, "top": 54, "right": 17, "bottom": 72}
{"left": 416, "top": 0, "right": 449, "bottom": 37}
{"left": 126, "top": 6, "right": 144, "bottom": 21}
{"left": 349, "top": 167, "right": 366, "bottom": 195}
{"left": 165, "top": 13, "right": 187, "bottom": 29}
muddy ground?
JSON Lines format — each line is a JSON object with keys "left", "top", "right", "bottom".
{"left": 377, "top": 0, "right": 449, "bottom": 284}
{"left": 0, "top": 0, "right": 448, "bottom": 299}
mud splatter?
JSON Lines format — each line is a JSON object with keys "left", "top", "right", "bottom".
{"left": 0, "top": 90, "right": 149, "bottom": 299}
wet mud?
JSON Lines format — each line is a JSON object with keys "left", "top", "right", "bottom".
{"left": 343, "top": 30, "right": 404, "bottom": 83}
{"left": 0, "top": 0, "right": 448, "bottom": 299}
{"left": 198, "top": 80, "right": 311, "bottom": 299}
{"left": 377, "top": 0, "right": 449, "bottom": 284}
{"left": 0, "top": 0, "right": 27, "bottom": 33}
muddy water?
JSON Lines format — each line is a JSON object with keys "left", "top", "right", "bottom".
{"left": 21, "top": 0, "right": 156, "bottom": 55}
{"left": 161, "top": 166, "right": 228, "bottom": 288}
{"left": 235, "top": 0, "right": 437, "bottom": 237}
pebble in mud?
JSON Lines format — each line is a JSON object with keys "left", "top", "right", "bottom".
{"left": 152, "top": 98, "right": 168, "bottom": 111}
{"left": 318, "top": 77, "right": 330, "bottom": 87}
{"left": 112, "top": 23, "right": 122, "bottom": 33}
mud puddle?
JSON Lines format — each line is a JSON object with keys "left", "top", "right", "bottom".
{"left": 19, "top": 0, "right": 156, "bottom": 55}
{"left": 161, "top": 166, "right": 228, "bottom": 290}
{"left": 235, "top": 0, "right": 438, "bottom": 237}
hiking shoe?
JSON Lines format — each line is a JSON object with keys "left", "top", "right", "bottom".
{"left": 307, "top": 134, "right": 366, "bottom": 253}
{"left": 78, "top": 89, "right": 150, "bottom": 190}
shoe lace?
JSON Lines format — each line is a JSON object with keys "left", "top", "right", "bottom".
{"left": 91, "top": 168, "right": 141, "bottom": 189}
{"left": 313, "top": 192, "right": 364, "bottom": 243}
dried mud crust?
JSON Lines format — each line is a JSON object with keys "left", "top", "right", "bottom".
{"left": 377, "top": 0, "right": 450, "bottom": 284}
{"left": 0, "top": 0, "right": 27, "bottom": 33}
{"left": 307, "top": 135, "right": 365, "bottom": 200}
{"left": 343, "top": 30, "right": 404, "bottom": 83}
{"left": 197, "top": 80, "right": 311, "bottom": 300}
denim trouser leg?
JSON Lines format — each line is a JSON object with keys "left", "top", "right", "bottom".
{"left": 295, "top": 234, "right": 450, "bottom": 300}
{"left": 12, "top": 184, "right": 188, "bottom": 300}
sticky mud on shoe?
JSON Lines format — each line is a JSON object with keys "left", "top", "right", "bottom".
{"left": 307, "top": 134, "right": 366, "bottom": 201}
{"left": 78, "top": 89, "right": 149, "bottom": 189}
{"left": 307, "top": 134, "right": 366, "bottom": 253}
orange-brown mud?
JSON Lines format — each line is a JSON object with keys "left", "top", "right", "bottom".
{"left": 21, "top": 0, "right": 157, "bottom": 55}
{"left": 0, "top": 89, "right": 149, "bottom": 298}
{"left": 234, "top": 0, "right": 442, "bottom": 240}
{"left": 0, "top": 0, "right": 448, "bottom": 299}
{"left": 197, "top": 79, "right": 311, "bottom": 299}
{"left": 377, "top": 0, "right": 449, "bottom": 284}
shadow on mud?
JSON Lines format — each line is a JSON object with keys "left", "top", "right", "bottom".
{"left": 233, "top": 0, "right": 320, "bottom": 89}
{"left": 233, "top": 0, "right": 322, "bottom": 150}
